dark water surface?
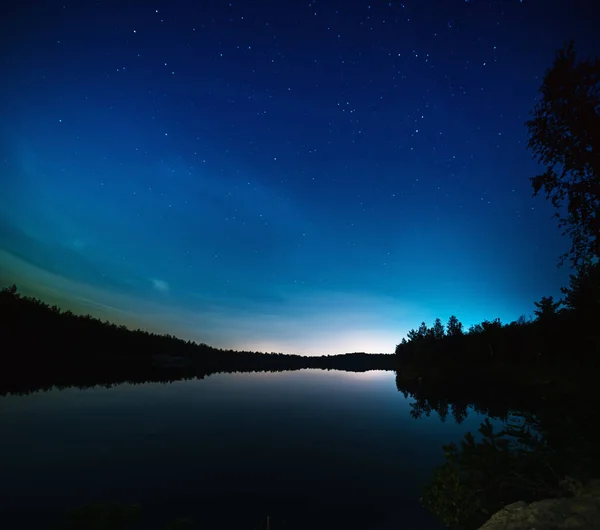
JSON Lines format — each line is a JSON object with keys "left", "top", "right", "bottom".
{"left": 1, "top": 370, "right": 489, "bottom": 529}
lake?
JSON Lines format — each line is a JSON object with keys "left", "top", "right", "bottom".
{"left": 0, "top": 369, "right": 491, "bottom": 530}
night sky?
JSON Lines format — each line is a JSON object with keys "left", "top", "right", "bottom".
{"left": 1, "top": 1, "right": 597, "bottom": 355}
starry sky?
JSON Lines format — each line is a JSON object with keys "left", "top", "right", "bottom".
{"left": 0, "top": 0, "right": 597, "bottom": 355}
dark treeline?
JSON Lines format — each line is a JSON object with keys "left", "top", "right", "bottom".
{"left": 394, "top": 39, "right": 600, "bottom": 389}
{"left": 0, "top": 284, "right": 394, "bottom": 396}
{"left": 394, "top": 261, "right": 600, "bottom": 387}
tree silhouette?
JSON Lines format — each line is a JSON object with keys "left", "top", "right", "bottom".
{"left": 432, "top": 318, "right": 445, "bottom": 340}
{"left": 468, "top": 323, "right": 484, "bottom": 335}
{"left": 416, "top": 321, "right": 429, "bottom": 340}
{"left": 526, "top": 40, "right": 600, "bottom": 270}
{"left": 446, "top": 315, "right": 463, "bottom": 337}
{"left": 533, "top": 296, "right": 562, "bottom": 320}
{"left": 515, "top": 314, "right": 530, "bottom": 326}
{"left": 560, "top": 261, "right": 600, "bottom": 319}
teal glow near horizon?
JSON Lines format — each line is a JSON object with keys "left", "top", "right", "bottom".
{"left": 2, "top": 1, "right": 594, "bottom": 354}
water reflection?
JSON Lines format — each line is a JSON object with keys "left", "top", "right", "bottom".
{"left": 395, "top": 369, "right": 600, "bottom": 529}
{"left": 1, "top": 370, "right": 488, "bottom": 530}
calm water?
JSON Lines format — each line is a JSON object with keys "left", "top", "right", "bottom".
{"left": 1, "top": 370, "right": 490, "bottom": 529}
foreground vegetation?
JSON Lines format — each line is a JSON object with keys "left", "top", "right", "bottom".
{"left": 396, "top": 370, "right": 599, "bottom": 529}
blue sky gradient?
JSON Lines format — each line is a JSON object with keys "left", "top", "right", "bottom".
{"left": 1, "top": 0, "right": 597, "bottom": 354}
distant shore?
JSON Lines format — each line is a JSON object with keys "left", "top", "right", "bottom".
{"left": 0, "top": 284, "right": 395, "bottom": 396}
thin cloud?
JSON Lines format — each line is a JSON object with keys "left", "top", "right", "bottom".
{"left": 151, "top": 278, "right": 170, "bottom": 293}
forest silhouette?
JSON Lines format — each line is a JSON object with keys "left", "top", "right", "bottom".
{"left": 0, "top": 284, "right": 395, "bottom": 396}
